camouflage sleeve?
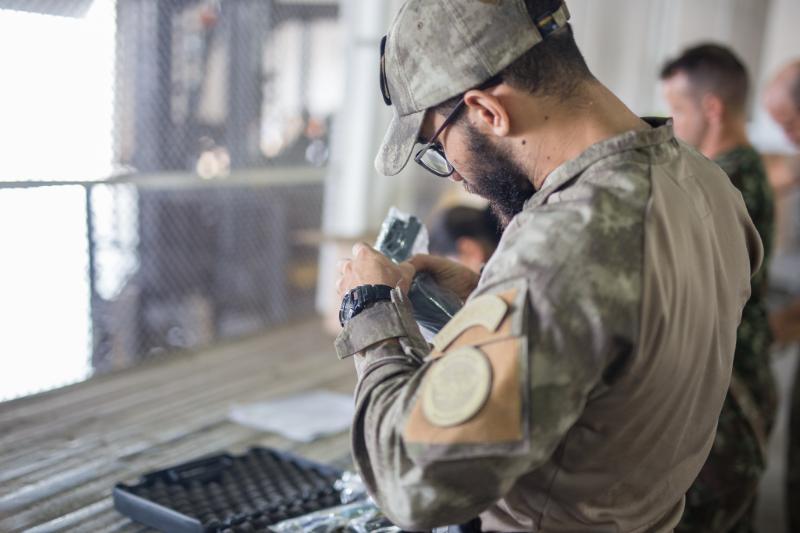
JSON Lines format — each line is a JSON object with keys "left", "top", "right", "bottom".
{"left": 342, "top": 290, "right": 564, "bottom": 531}
{"left": 337, "top": 173, "right": 647, "bottom": 529}
{"left": 342, "top": 256, "right": 616, "bottom": 528}
{"left": 715, "top": 149, "right": 774, "bottom": 265}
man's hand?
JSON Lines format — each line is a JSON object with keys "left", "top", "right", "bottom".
{"left": 409, "top": 254, "right": 480, "bottom": 302}
{"left": 336, "top": 242, "right": 415, "bottom": 300}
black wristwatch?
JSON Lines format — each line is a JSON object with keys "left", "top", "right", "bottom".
{"left": 339, "top": 284, "right": 393, "bottom": 326}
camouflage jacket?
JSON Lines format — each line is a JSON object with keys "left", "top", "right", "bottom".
{"left": 715, "top": 146, "right": 776, "bottom": 431}
{"left": 677, "top": 146, "right": 777, "bottom": 533}
{"left": 335, "top": 120, "right": 763, "bottom": 532}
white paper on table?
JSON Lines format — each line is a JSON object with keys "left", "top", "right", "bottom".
{"left": 229, "top": 391, "right": 354, "bottom": 442}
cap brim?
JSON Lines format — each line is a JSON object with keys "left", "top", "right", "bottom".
{"left": 374, "top": 109, "right": 426, "bottom": 176}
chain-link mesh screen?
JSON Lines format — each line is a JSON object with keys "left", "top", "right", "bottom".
{"left": 0, "top": 0, "right": 343, "bottom": 399}
{"left": 114, "top": 0, "right": 341, "bottom": 174}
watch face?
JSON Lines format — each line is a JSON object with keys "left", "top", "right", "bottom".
{"left": 340, "top": 285, "right": 391, "bottom": 326}
{"left": 339, "top": 294, "right": 351, "bottom": 326}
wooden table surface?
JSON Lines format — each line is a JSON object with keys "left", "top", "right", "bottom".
{"left": 0, "top": 320, "right": 356, "bottom": 533}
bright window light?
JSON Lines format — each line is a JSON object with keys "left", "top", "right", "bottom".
{"left": 0, "top": 1, "right": 115, "bottom": 182}
{"left": 0, "top": 2, "right": 115, "bottom": 400}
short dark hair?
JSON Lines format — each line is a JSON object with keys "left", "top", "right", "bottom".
{"left": 428, "top": 206, "right": 502, "bottom": 256}
{"left": 660, "top": 43, "right": 749, "bottom": 114}
{"left": 435, "top": 0, "right": 593, "bottom": 116}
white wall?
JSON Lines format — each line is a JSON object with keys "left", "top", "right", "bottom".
{"left": 568, "top": 0, "right": 800, "bottom": 152}
{"left": 568, "top": 0, "right": 772, "bottom": 116}
{"left": 316, "top": 0, "right": 412, "bottom": 315}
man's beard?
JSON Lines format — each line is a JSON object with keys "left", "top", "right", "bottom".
{"left": 464, "top": 126, "right": 535, "bottom": 228}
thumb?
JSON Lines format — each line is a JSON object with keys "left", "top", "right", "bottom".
{"left": 397, "top": 262, "right": 416, "bottom": 294}
{"left": 409, "top": 253, "right": 456, "bottom": 275}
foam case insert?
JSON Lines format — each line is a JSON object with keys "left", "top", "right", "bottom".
{"left": 113, "top": 447, "right": 343, "bottom": 533}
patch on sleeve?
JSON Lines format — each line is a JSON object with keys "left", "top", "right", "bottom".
{"left": 404, "top": 285, "right": 529, "bottom": 447}
{"left": 432, "top": 294, "right": 509, "bottom": 352}
{"left": 404, "top": 335, "right": 526, "bottom": 445}
{"left": 422, "top": 347, "right": 493, "bottom": 427}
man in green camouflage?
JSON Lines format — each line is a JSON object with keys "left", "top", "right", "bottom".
{"left": 661, "top": 44, "right": 777, "bottom": 533}
{"left": 333, "top": 2, "right": 763, "bottom": 530}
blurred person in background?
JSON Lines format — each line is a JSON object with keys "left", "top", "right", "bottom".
{"left": 332, "top": 1, "right": 763, "bottom": 529}
{"left": 765, "top": 60, "right": 800, "bottom": 301}
{"left": 765, "top": 61, "right": 800, "bottom": 148}
{"left": 661, "top": 43, "right": 777, "bottom": 533}
{"left": 764, "top": 59, "right": 800, "bottom": 533}
{"left": 427, "top": 205, "right": 502, "bottom": 274}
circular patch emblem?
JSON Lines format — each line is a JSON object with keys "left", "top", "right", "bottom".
{"left": 422, "top": 347, "right": 493, "bottom": 427}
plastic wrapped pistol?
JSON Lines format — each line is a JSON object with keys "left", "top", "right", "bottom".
{"left": 374, "top": 208, "right": 464, "bottom": 336}
{"left": 270, "top": 472, "right": 400, "bottom": 533}
{"left": 269, "top": 499, "right": 400, "bottom": 533}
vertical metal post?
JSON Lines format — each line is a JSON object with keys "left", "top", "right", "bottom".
{"left": 225, "top": 0, "right": 272, "bottom": 169}
{"left": 299, "top": 17, "right": 311, "bottom": 114}
{"left": 84, "top": 184, "right": 99, "bottom": 368}
{"left": 118, "top": 0, "right": 178, "bottom": 172}
{"left": 315, "top": 0, "right": 397, "bottom": 315}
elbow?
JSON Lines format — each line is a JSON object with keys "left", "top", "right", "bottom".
{"left": 388, "top": 515, "right": 439, "bottom": 532}
{"left": 382, "top": 508, "right": 461, "bottom": 532}
{"left": 373, "top": 489, "right": 488, "bottom": 531}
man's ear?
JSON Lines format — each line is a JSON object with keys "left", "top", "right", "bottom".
{"left": 701, "top": 93, "right": 724, "bottom": 123}
{"left": 463, "top": 88, "right": 511, "bottom": 137}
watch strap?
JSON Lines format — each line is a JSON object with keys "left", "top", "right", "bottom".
{"left": 335, "top": 287, "right": 430, "bottom": 365}
{"left": 339, "top": 284, "right": 394, "bottom": 326}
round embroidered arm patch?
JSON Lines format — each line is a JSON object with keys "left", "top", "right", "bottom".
{"left": 422, "top": 347, "right": 493, "bottom": 427}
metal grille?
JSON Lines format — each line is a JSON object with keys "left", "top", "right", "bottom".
{"left": 0, "top": 0, "right": 343, "bottom": 399}
{"left": 114, "top": 0, "right": 340, "bottom": 174}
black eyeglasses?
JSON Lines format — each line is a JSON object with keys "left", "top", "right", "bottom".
{"left": 414, "top": 76, "right": 502, "bottom": 178}
{"left": 413, "top": 100, "right": 466, "bottom": 177}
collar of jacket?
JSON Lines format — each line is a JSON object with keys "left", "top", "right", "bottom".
{"left": 525, "top": 117, "right": 675, "bottom": 210}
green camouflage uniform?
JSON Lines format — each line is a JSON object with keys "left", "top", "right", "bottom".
{"left": 676, "top": 146, "right": 777, "bottom": 533}
{"left": 791, "top": 347, "right": 800, "bottom": 533}
{"left": 785, "top": 155, "right": 800, "bottom": 533}
{"left": 336, "top": 122, "right": 763, "bottom": 531}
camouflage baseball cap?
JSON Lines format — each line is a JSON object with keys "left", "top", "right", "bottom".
{"left": 375, "top": 0, "right": 571, "bottom": 176}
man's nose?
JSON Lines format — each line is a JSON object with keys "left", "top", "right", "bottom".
{"left": 449, "top": 171, "right": 464, "bottom": 183}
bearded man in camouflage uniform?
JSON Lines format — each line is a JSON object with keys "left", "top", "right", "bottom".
{"left": 661, "top": 44, "right": 776, "bottom": 533}
{"left": 334, "top": 2, "right": 763, "bottom": 531}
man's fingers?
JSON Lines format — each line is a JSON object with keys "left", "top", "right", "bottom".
{"left": 408, "top": 254, "right": 428, "bottom": 269}
{"left": 352, "top": 241, "right": 372, "bottom": 257}
{"left": 398, "top": 262, "right": 416, "bottom": 280}
{"left": 335, "top": 276, "right": 346, "bottom": 297}
{"left": 409, "top": 253, "right": 442, "bottom": 272}
{"left": 354, "top": 241, "right": 387, "bottom": 261}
